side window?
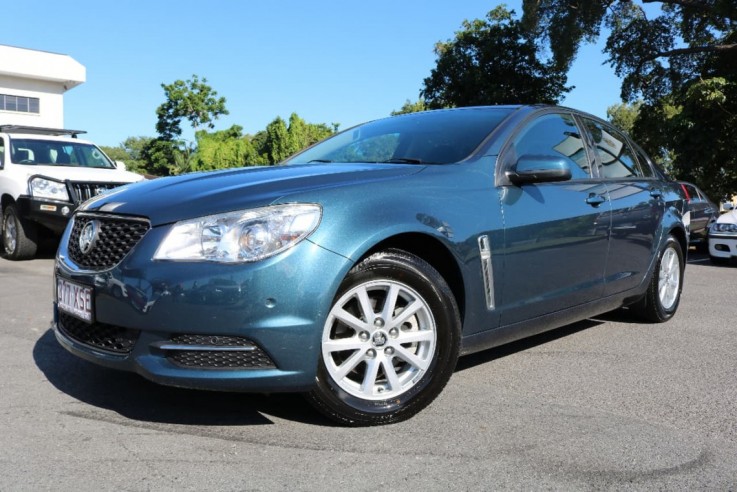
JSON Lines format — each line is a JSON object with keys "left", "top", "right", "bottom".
{"left": 581, "top": 118, "right": 644, "bottom": 178}
{"left": 511, "top": 113, "right": 591, "bottom": 179}
{"left": 634, "top": 147, "right": 654, "bottom": 178}
{"left": 684, "top": 184, "right": 701, "bottom": 202}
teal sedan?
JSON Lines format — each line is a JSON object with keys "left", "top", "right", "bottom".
{"left": 53, "top": 106, "right": 687, "bottom": 425}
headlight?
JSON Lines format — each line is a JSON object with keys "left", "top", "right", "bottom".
{"left": 29, "top": 177, "right": 70, "bottom": 201}
{"left": 154, "top": 204, "right": 322, "bottom": 263}
{"left": 711, "top": 223, "right": 737, "bottom": 234}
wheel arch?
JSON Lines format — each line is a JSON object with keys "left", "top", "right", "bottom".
{"left": 358, "top": 232, "right": 466, "bottom": 324}
{"left": 668, "top": 224, "right": 688, "bottom": 261}
{"left": 1, "top": 193, "right": 15, "bottom": 216}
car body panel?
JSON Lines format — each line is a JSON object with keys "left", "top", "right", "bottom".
{"left": 80, "top": 162, "right": 424, "bottom": 226}
{"left": 498, "top": 180, "right": 610, "bottom": 325}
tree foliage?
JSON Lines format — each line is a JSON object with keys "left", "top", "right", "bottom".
{"left": 191, "top": 126, "right": 265, "bottom": 172}
{"left": 606, "top": 101, "right": 643, "bottom": 135}
{"left": 155, "top": 75, "right": 229, "bottom": 140}
{"left": 100, "top": 137, "right": 154, "bottom": 175}
{"left": 421, "top": 6, "right": 571, "bottom": 108}
{"left": 259, "top": 113, "right": 334, "bottom": 164}
{"left": 524, "top": 0, "right": 737, "bottom": 199}
{"left": 391, "top": 99, "right": 428, "bottom": 115}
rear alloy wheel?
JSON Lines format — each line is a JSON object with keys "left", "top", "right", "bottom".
{"left": 307, "top": 249, "right": 460, "bottom": 426}
{"left": 632, "top": 235, "right": 684, "bottom": 322}
{"left": 2, "top": 205, "right": 38, "bottom": 261}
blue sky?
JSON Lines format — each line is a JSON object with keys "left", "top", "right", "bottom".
{"left": 6, "top": 0, "right": 625, "bottom": 147}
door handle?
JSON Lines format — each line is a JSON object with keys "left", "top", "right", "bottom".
{"left": 586, "top": 193, "right": 606, "bottom": 207}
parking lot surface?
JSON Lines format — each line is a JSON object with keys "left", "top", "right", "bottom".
{"left": 1, "top": 252, "right": 736, "bottom": 490}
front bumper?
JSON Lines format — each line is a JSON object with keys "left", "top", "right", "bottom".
{"left": 53, "top": 222, "right": 352, "bottom": 392}
{"left": 708, "top": 233, "right": 737, "bottom": 259}
{"left": 16, "top": 195, "right": 75, "bottom": 234}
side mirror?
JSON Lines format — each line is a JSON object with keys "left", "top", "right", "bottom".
{"left": 115, "top": 160, "right": 127, "bottom": 171}
{"left": 506, "top": 155, "right": 572, "bottom": 185}
{"left": 722, "top": 202, "right": 734, "bottom": 212}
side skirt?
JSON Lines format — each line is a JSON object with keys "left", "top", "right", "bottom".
{"left": 459, "top": 291, "right": 644, "bottom": 357}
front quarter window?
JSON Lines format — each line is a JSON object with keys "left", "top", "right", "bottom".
{"left": 509, "top": 113, "right": 592, "bottom": 179}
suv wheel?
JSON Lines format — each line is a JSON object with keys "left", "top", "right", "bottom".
{"left": 2, "top": 205, "right": 38, "bottom": 260}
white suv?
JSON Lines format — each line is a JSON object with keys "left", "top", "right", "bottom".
{"left": 0, "top": 125, "right": 144, "bottom": 260}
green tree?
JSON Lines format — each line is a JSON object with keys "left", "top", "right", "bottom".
{"left": 523, "top": 0, "right": 737, "bottom": 199}
{"left": 263, "top": 117, "right": 290, "bottom": 163}
{"left": 99, "top": 145, "right": 128, "bottom": 163}
{"left": 141, "top": 139, "right": 178, "bottom": 176}
{"left": 391, "top": 99, "right": 428, "bottom": 115}
{"left": 606, "top": 101, "right": 643, "bottom": 134}
{"left": 155, "top": 75, "right": 229, "bottom": 140}
{"left": 100, "top": 136, "right": 153, "bottom": 175}
{"left": 421, "top": 6, "right": 571, "bottom": 108}
{"left": 142, "top": 75, "right": 230, "bottom": 176}
{"left": 192, "top": 125, "right": 265, "bottom": 171}
{"left": 651, "top": 78, "right": 737, "bottom": 199}
{"left": 257, "top": 113, "right": 334, "bottom": 164}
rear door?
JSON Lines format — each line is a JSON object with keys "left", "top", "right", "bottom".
{"left": 498, "top": 111, "right": 611, "bottom": 325}
{"left": 578, "top": 117, "right": 664, "bottom": 296}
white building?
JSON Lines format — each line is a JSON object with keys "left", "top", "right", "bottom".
{"left": 0, "top": 44, "right": 86, "bottom": 128}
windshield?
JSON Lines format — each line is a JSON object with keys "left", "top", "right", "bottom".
{"left": 10, "top": 138, "right": 115, "bottom": 169}
{"left": 286, "top": 108, "right": 514, "bottom": 165}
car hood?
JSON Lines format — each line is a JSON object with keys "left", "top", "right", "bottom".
{"left": 716, "top": 209, "right": 737, "bottom": 224}
{"left": 21, "top": 165, "right": 143, "bottom": 184}
{"left": 79, "top": 163, "right": 424, "bottom": 226}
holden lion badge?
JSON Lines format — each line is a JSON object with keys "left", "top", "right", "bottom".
{"left": 78, "top": 220, "right": 100, "bottom": 255}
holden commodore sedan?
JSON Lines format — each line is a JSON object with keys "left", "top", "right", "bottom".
{"left": 53, "top": 106, "right": 687, "bottom": 425}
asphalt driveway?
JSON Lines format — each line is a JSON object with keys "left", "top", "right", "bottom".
{"left": 1, "top": 252, "right": 735, "bottom": 490}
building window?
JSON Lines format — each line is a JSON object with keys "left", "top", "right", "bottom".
{"left": 0, "top": 94, "right": 40, "bottom": 114}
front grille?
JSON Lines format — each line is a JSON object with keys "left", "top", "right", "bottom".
{"left": 58, "top": 312, "right": 139, "bottom": 354}
{"left": 165, "top": 334, "right": 276, "bottom": 369}
{"left": 69, "top": 182, "right": 126, "bottom": 203}
{"left": 68, "top": 214, "right": 150, "bottom": 270}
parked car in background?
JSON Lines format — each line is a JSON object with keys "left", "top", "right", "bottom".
{"left": 709, "top": 203, "right": 737, "bottom": 263}
{"left": 53, "top": 105, "right": 687, "bottom": 426}
{"left": 0, "top": 125, "right": 144, "bottom": 260}
{"left": 679, "top": 181, "right": 718, "bottom": 251}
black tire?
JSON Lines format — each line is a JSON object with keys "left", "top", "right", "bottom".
{"left": 631, "top": 235, "right": 684, "bottom": 322}
{"left": 2, "top": 204, "right": 38, "bottom": 261}
{"left": 306, "top": 249, "right": 461, "bottom": 426}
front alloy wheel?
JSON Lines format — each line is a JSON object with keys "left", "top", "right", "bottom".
{"left": 307, "top": 249, "right": 460, "bottom": 426}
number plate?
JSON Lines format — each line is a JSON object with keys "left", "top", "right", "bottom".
{"left": 56, "top": 277, "right": 94, "bottom": 323}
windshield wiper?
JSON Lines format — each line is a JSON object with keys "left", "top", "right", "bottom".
{"left": 381, "top": 158, "right": 424, "bottom": 164}
{"left": 308, "top": 159, "right": 333, "bottom": 163}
